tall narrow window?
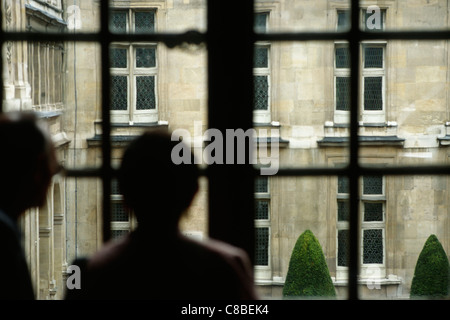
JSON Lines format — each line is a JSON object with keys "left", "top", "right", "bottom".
{"left": 336, "top": 175, "right": 386, "bottom": 279}
{"left": 254, "top": 175, "right": 271, "bottom": 280}
{"left": 110, "top": 9, "right": 158, "bottom": 123}
{"left": 334, "top": 9, "right": 386, "bottom": 124}
{"left": 254, "top": 12, "right": 271, "bottom": 124}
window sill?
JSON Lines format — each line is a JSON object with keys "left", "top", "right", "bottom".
{"left": 332, "top": 275, "right": 402, "bottom": 287}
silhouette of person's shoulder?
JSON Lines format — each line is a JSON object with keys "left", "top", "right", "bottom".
{"left": 68, "top": 231, "right": 258, "bottom": 300}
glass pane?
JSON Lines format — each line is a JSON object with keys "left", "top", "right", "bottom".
{"left": 111, "top": 10, "right": 127, "bottom": 33}
{"left": 363, "top": 176, "right": 383, "bottom": 195}
{"left": 337, "top": 229, "right": 349, "bottom": 267}
{"left": 336, "top": 77, "right": 351, "bottom": 111}
{"left": 338, "top": 176, "right": 349, "bottom": 194}
{"left": 110, "top": 48, "right": 128, "bottom": 68}
{"left": 255, "top": 200, "right": 270, "bottom": 220}
{"left": 111, "top": 229, "right": 129, "bottom": 240}
{"left": 337, "top": 10, "right": 350, "bottom": 32}
{"left": 255, "top": 227, "right": 269, "bottom": 266}
{"left": 363, "top": 202, "right": 383, "bottom": 222}
{"left": 338, "top": 200, "right": 350, "bottom": 222}
{"left": 111, "top": 202, "right": 129, "bottom": 222}
{"left": 135, "top": 11, "right": 155, "bottom": 33}
{"left": 362, "top": 229, "right": 383, "bottom": 264}
{"left": 254, "top": 12, "right": 268, "bottom": 33}
{"left": 335, "top": 46, "right": 350, "bottom": 69}
{"left": 111, "top": 76, "right": 128, "bottom": 111}
{"left": 364, "top": 47, "right": 383, "bottom": 68}
{"left": 254, "top": 76, "right": 269, "bottom": 110}
{"left": 254, "top": 46, "right": 268, "bottom": 68}
{"left": 255, "top": 176, "right": 269, "bottom": 193}
{"left": 364, "top": 77, "right": 383, "bottom": 111}
{"left": 136, "top": 76, "right": 156, "bottom": 110}
{"left": 136, "top": 47, "right": 156, "bottom": 68}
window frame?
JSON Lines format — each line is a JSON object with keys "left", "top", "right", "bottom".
{"left": 109, "top": 8, "right": 158, "bottom": 124}
{"left": 3, "top": 0, "right": 450, "bottom": 301}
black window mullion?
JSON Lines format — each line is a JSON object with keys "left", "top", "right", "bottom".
{"left": 100, "top": 0, "right": 112, "bottom": 243}
{"left": 348, "top": 0, "right": 361, "bottom": 300}
{"left": 207, "top": 0, "right": 255, "bottom": 263}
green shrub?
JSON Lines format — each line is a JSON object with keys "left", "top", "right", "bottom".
{"left": 283, "top": 229, "right": 336, "bottom": 298}
{"left": 410, "top": 234, "right": 450, "bottom": 298}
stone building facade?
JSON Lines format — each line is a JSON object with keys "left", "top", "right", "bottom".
{"left": 3, "top": 0, "right": 450, "bottom": 299}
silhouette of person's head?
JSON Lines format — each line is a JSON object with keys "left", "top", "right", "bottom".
{"left": 0, "top": 112, "right": 59, "bottom": 220}
{"left": 118, "top": 130, "right": 199, "bottom": 231}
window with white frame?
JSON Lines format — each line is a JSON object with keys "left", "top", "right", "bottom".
{"left": 109, "top": 9, "right": 158, "bottom": 123}
{"left": 334, "top": 9, "right": 386, "bottom": 124}
{"left": 253, "top": 12, "right": 271, "bottom": 124}
{"left": 336, "top": 175, "right": 386, "bottom": 279}
{"left": 254, "top": 175, "right": 271, "bottom": 279}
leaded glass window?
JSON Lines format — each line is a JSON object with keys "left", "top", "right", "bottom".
{"left": 254, "top": 76, "right": 269, "bottom": 110}
{"left": 364, "top": 77, "right": 383, "bottom": 111}
{"left": 255, "top": 200, "right": 269, "bottom": 220}
{"left": 336, "top": 77, "right": 351, "bottom": 111}
{"left": 110, "top": 48, "right": 127, "bottom": 68}
{"left": 111, "top": 11, "right": 127, "bottom": 33}
{"left": 363, "top": 229, "right": 383, "bottom": 264}
{"left": 254, "top": 46, "right": 268, "bottom": 68}
{"left": 112, "top": 202, "right": 129, "bottom": 222}
{"left": 338, "top": 230, "right": 349, "bottom": 267}
{"left": 255, "top": 176, "right": 269, "bottom": 193}
{"left": 363, "top": 175, "right": 383, "bottom": 195}
{"left": 364, "top": 202, "right": 383, "bottom": 222}
{"left": 109, "top": 9, "right": 158, "bottom": 122}
{"left": 111, "top": 76, "right": 128, "bottom": 110}
{"left": 336, "top": 46, "right": 350, "bottom": 69}
{"left": 136, "top": 76, "right": 156, "bottom": 110}
{"left": 338, "top": 200, "right": 350, "bottom": 222}
{"left": 338, "top": 176, "right": 349, "bottom": 194}
{"left": 364, "top": 47, "right": 383, "bottom": 68}
{"left": 135, "top": 11, "right": 155, "bottom": 33}
{"left": 255, "top": 227, "right": 269, "bottom": 266}
{"left": 136, "top": 47, "right": 156, "bottom": 68}
{"left": 111, "top": 229, "right": 129, "bottom": 240}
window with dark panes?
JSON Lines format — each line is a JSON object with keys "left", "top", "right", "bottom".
{"left": 110, "top": 10, "right": 157, "bottom": 123}
{"left": 254, "top": 175, "right": 270, "bottom": 271}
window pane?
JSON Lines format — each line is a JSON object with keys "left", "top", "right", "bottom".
{"left": 255, "top": 176, "right": 268, "bottom": 193}
{"left": 337, "top": 10, "right": 350, "bottom": 32}
{"left": 336, "top": 77, "right": 351, "bottom": 111}
{"left": 111, "top": 202, "right": 129, "bottom": 222}
{"left": 363, "top": 176, "right": 383, "bottom": 195}
{"left": 338, "top": 176, "right": 349, "bottom": 194}
{"left": 136, "top": 47, "right": 156, "bottom": 68}
{"left": 135, "top": 11, "right": 155, "bottom": 33}
{"left": 111, "top": 230, "right": 129, "bottom": 240}
{"left": 136, "top": 76, "right": 156, "bottom": 110}
{"left": 363, "top": 229, "right": 383, "bottom": 264}
{"left": 110, "top": 48, "right": 127, "bottom": 68}
{"left": 111, "top": 11, "right": 127, "bottom": 33}
{"left": 338, "top": 200, "right": 350, "bottom": 222}
{"left": 254, "top": 75, "right": 269, "bottom": 110}
{"left": 255, "top": 227, "right": 269, "bottom": 266}
{"left": 364, "top": 47, "right": 383, "bottom": 69}
{"left": 335, "top": 46, "right": 350, "bottom": 69}
{"left": 254, "top": 46, "right": 268, "bottom": 68}
{"left": 364, "top": 77, "right": 383, "bottom": 111}
{"left": 111, "top": 76, "right": 128, "bottom": 110}
{"left": 254, "top": 12, "right": 268, "bottom": 33}
{"left": 364, "top": 202, "right": 383, "bottom": 221}
{"left": 255, "top": 200, "right": 269, "bottom": 220}
{"left": 338, "top": 229, "right": 349, "bottom": 267}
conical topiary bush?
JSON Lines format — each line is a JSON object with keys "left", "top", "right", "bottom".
{"left": 410, "top": 234, "right": 450, "bottom": 299}
{"left": 283, "top": 229, "right": 336, "bottom": 298}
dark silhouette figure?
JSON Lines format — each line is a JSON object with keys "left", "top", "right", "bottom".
{"left": 67, "top": 130, "right": 258, "bottom": 300}
{"left": 0, "top": 112, "right": 59, "bottom": 299}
